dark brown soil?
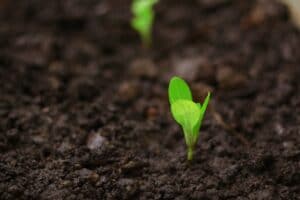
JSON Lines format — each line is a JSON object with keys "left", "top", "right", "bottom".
{"left": 0, "top": 0, "right": 300, "bottom": 199}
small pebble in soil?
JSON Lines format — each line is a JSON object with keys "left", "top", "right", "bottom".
{"left": 173, "top": 57, "right": 199, "bottom": 81}
{"left": 274, "top": 123, "right": 284, "bottom": 135}
{"left": 60, "top": 180, "right": 72, "bottom": 188}
{"left": 282, "top": 141, "right": 294, "bottom": 149}
{"left": 78, "top": 168, "right": 100, "bottom": 184}
{"left": 86, "top": 132, "right": 107, "bottom": 150}
{"left": 173, "top": 56, "right": 214, "bottom": 82}
{"left": 118, "top": 178, "right": 136, "bottom": 192}
{"left": 47, "top": 76, "right": 61, "bottom": 90}
{"left": 146, "top": 106, "right": 159, "bottom": 120}
{"left": 242, "top": 2, "right": 268, "bottom": 27}
{"left": 217, "top": 66, "right": 248, "bottom": 90}
{"left": 241, "top": 0, "right": 284, "bottom": 28}
{"left": 74, "top": 163, "right": 82, "bottom": 170}
{"left": 129, "top": 58, "right": 158, "bottom": 78}
{"left": 32, "top": 135, "right": 46, "bottom": 144}
{"left": 122, "top": 161, "right": 138, "bottom": 172}
{"left": 117, "top": 81, "right": 140, "bottom": 102}
{"left": 88, "top": 171, "right": 100, "bottom": 184}
{"left": 121, "top": 160, "right": 147, "bottom": 176}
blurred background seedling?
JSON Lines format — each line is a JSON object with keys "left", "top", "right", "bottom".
{"left": 131, "top": 0, "right": 158, "bottom": 47}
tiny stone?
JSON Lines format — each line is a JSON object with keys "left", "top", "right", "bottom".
{"left": 275, "top": 123, "right": 284, "bottom": 135}
{"left": 48, "top": 76, "right": 61, "bottom": 90}
{"left": 78, "top": 168, "right": 99, "bottom": 183}
{"left": 146, "top": 107, "right": 158, "bottom": 120}
{"left": 172, "top": 56, "right": 215, "bottom": 82}
{"left": 123, "top": 161, "right": 137, "bottom": 170}
{"left": 129, "top": 58, "right": 157, "bottom": 78}
{"left": 32, "top": 135, "right": 46, "bottom": 144}
{"left": 118, "top": 178, "right": 134, "bottom": 186}
{"left": 118, "top": 178, "right": 137, "bottom": 195}
{"left": 122, "top": 160, "right": 146, "bottom": 174}
{"left": 173, "top": 57, "right": 201, "bottom": 81}
{"left": 61, "top": 180, "right": 72, "bottom": 188}
{"left": 88, "top": 172, "right": 100, "bottom": 184}
{"left": 86, "top": 132, "right": 107, "bottom": 150}
{"left": 117, "top": 81, "right": 139, "bottom": 102}
{"left": 74, "top": 163, "right": 81, "bottom": 169}
{"left": 242, "top": 3, "right": 267, "bottom": 27}
{"left": 242, "top": 0, "right": 283, "bottom": 28}
{"left": 283, "top": 141, "right": 294, "bottom": 149}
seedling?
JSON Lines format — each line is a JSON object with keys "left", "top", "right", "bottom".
{"left": 168, "top": 77, "right": 211, "bottom": 161}
{"left": 131, "top": 0, "right": 158, "bottom": 47}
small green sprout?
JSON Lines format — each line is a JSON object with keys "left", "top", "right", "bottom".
{"left": 131, "top": 0, "right": 158, "bottom": 47}
{"left": 168, "top": 76, "right": 211, "bottom": 161}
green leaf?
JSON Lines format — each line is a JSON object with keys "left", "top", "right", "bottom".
{"left": 171, "top": 100, "right": 200, "bottom": 131}
{"left": 168, "top": 76, "right": 192, "bottom": 104}
{"left": 171, "top": 100, "right": 201, "bottom": 148}
{"left": 193, "top": 92, "right": 211, "bottom": 136}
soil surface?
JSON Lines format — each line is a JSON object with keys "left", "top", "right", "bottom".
{"left": 0, "top": 0, "right": 300, "bottom": 199}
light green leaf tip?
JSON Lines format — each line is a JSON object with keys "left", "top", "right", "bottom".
{"left": 193, "top": 92, "right": 211, "bottom": 137}
{"left": 200, "top": 92, "right": 210, "bottom": 115}
{"left": 168, "top": 76, "right": 192, "bottom": 104}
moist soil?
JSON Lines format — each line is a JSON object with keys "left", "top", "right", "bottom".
{"left": 0, "top": 0, "right": 300, "bottom": 199}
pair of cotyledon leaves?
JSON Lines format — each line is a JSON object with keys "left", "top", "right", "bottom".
{"left": 168, "top": 77, "right": 211, "bottom": 146}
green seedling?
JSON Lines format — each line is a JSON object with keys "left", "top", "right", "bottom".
{"left": 131, "top": 0, "right": 158, "bottom": 47}
{"left": 168, "top": 76, "right": 211, "bottom": 161}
